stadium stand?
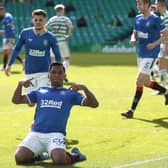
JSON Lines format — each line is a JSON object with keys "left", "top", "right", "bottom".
{"left": 2, "top": 0, "right": 137, "bottom": 51}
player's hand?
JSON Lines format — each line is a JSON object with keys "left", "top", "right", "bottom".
{"left": 19, "top": 78, "right": 34, "bottom": 88}
{"left": 130, "top": 40, "right": 136, "bottom": 46}
{"left": 5, "top": 65, "right": 11, "bottom": 76}
{"left": 0, "top": 30, "right": 4, "bottom": 35}
{"left": 130, "top": 32, "right": 137, "bottom": 46}
{"left": 69, "top": 83, "right": 86, "bottom": 91}
{"left": 64, "top": 34, "right": 70, "bottom": 39}
{"left": 147, "top": 43, "right": 155, "bottom": 50}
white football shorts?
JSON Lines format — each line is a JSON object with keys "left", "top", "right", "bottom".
{"left": 51, "top": 41, "right": 70, "bottom": 58}
{"left": 18, "top": 132, "right": 66, "bottom": 157}
{"left": 158, "top": 44, "right": 168, "bottom": 59}
{"left": 137, "top": 58, "right": 157, "bottom": 75}
{"left": 3, "top": 38, "right": 15, "bottom": 50}
{"left": 25, "top": 72, "right": 50, "bottom": 94}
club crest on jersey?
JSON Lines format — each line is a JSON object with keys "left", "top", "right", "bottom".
{"left": 146, "top": 21, "right": 150, "bottom": 27}
{"left": 43, "top": 39, "right": 48, "bottom": 46}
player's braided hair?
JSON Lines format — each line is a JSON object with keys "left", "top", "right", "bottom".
{"left": 49, "top": 62, "right": 65, "bottom": 72}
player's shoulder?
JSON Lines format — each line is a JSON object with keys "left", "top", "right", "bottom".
{"left": 22, "top": 27, "right": 33, "bottom": 32}
{"left": 4, "top": 12, "right": 13, "bottom": 21}
{"left": 45, "top": 30, "right": 55, "bottom": 38}
{"left": 48, "top": 15, "right": 57, "bottom": 21}
{"left": 162, "top": 10, "right": 168, "bottom": 18}
{"left": 135, "top": 14, "right": 143, "bottom": 19}
{"left": 20, "top": 27, "right": 33, "bottom": 35}
{"left": 53, "top": 15, "right": 69, "bottom": 19}
{"left": 151, "top": 12, "right": 160, "bottom": 18}
{"left": 5, "top": 12, "right": 13, "bottom": 18}
{"left": 58, "top": 15, "right": 71, "bottom": 21}
{"left": 64, "top": 16, "right": 71, "bottom": 22}
{"left": 62, "top": 15, "right": 70, "bottom": 19}
{"left": 165, "top": 10, "right": 168, "bottom": 15}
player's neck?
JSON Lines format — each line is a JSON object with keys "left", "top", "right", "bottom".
{"left": 51, "top": 81, "right": 64, "bottom": 88}
{"left": 57, "top": 12, "right": 64, "bottom": 16}
{"left": 143, "top": 10, "right": 150, "bottom": 18}
{"left": 51, "top": 84, "right": 63, "bottom": 88}
{"left": 33, "top": 28, "right": 46, "bottom": 35}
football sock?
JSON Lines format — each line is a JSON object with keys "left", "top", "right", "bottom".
{"left": 66, "top": 152, "right": 78, "bottom": 164}
{"left": 63, "top": 60, "right": 70, "bottom": 72}
{"left": 16, "top": 56, "right": 23, "bottom": 64}
{"left": 130, "top": 86, "right": 143, "bottom": 111}
{"left": 3, "top": 53, "right": 9, "bottom": 69}
{"left": 148, "top": 81, "right": 167, "bottom": 94}
{"left": 151, "top": 71, "right": 154, "bottom": 78}
{"left": 159, "top": 69, "right": 167, "bottom": 87}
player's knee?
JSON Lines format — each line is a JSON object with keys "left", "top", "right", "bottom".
{"left": 15, "top": 148, "right": 34, "bottom": 165}
{"left": 51, "top": 151, "right": 67, "bottom": 165}
{"left": 15, "top": 152, "right": 25, "bottom": 165}
{"left": 52, "top": 155, "right": 67, "bottom": 165}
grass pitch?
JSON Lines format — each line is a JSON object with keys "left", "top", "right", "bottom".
{"left": 1, "top": 52, "right": 168, "bottom": 168}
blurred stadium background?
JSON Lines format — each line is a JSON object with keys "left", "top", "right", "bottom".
{"left": 0, "top": 0, "right": 159, "bottom": 53}
{"left": 0, "top": 0, "right": 139, "bottom": 53}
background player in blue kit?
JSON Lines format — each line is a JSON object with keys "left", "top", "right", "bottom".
{"left": 0, "top": 5, "right": 23, "bottom": 71}
{"left": 12, "top": 62, "right": 99, "bottom": 165}
{"left": 121, "top": 0, "right": 168, "bottom": 118}
{"left": 5, "top": 9, "right": 61, "bottom": 94}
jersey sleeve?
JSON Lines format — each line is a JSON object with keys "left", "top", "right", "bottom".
{"left": 26, "top": 90, "right": 37, "bottom": 104}
{"left": 72, "top": 91, "right": 86, "bottom": 106}
{"left": 67, "top": 17, "right": 72, "bottom": 26}
{"left": 8, "top": 30, "right": 25, "bottom": 66}
{"left": 157, "top": 16, "right": 166, "bottom": 32}
{"left": 134, "top": 16, "right": 138, "bottom": 31}
{"left": 50, "top": 34, "right": 62, "bottom": 62}
{"left": 46, "top": 19, "right": 51, "bottom": 29}
{"left": 5, "top": 16, "right": 13, "bottom": 29}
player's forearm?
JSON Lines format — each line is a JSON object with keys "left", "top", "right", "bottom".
{"left": 83, "top": 86, "right": 99, "bottom": 108}
{"left": 12, "top": 83, "right": 24, "bottom": 104}
{"left": 8, "top": 47, "right": 21, "bottom": 66}
{"left": 153, "top": 35, "right": 166, "bottom": 47}
{"left": 68, "top": 25, "right": 73, "bottom": 37}
{"left": 8, "top": 38, "right": 23, "bottom": 66}
{"left": 0, "top": 30, "right": 4, "bottom": 35}
{"left": 130, "top": 33, "right": 136, "bottom": 41}
{"left": 53, "top": 45, "right": 61, "bottom": 62}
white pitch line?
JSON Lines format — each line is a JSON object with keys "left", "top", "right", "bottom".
{"left": 112, "top": 155, "right": 168, "bottom": 168}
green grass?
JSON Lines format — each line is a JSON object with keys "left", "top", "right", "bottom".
{"left": 1, "top": 52, "right": 168, "bottom": 168}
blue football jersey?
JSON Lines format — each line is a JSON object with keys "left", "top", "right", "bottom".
{"left": 27, "top": 87, "right": 85, "bottom": 135}
{"left": 2, "top": 12, "right": 15, "bottom": 39}
{"left": 135, "top": 13, "right": 166, "bottom": 58}
{"left": 8, "top": 28, "right": 61, "bottom": 74}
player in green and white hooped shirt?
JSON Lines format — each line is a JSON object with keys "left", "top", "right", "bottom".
{"left": 46, "top": 4, "right": 74, "bottom": 82}
{"left": 156, "top": 0, "right": 168, "bottom": 89}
